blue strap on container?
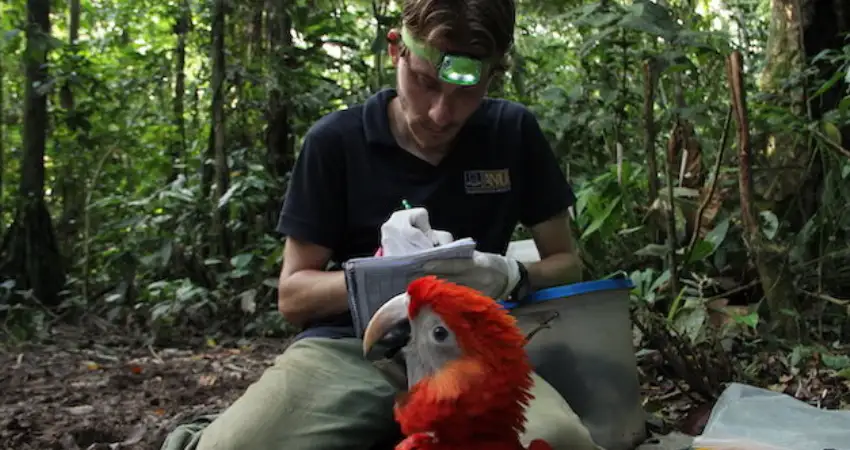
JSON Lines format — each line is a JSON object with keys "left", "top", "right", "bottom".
{"left": 499, "top": 276, "right": 634, "bottom": 310}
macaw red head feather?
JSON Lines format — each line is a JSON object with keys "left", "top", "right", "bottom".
{"left": 393, "top": 276, "right": 537, "bottom": 446}
{"left": 406, "top": 276, "right": 530, "bottom": 360}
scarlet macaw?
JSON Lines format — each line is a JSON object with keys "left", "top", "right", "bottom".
{"left": 363, "top": 276, "right": 553, "bottom": 450}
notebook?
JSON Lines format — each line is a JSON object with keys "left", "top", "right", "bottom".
{"left": 344, "top": 238, "right": 477, "bottom": 338}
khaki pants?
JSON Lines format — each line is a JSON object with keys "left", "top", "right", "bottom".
{"left": 161, "top": 337, "right": 601, "bottom": 450}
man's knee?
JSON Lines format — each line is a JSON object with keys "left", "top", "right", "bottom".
{"left": 195, "top": 337, "right": 397, "bottom": 450}
{"left": 521, "top": 372, "right": 602, "bottom": 450}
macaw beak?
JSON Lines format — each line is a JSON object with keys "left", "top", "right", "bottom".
{"left": 363, "top": 292, "right": 412, "bottom": 361}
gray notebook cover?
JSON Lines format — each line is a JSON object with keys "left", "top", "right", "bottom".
{"left": 343, "top": 238, "right": 477, "bottom": 338}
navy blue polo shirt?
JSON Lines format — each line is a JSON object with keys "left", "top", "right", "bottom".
{"left": 276, "top": 88, "right": 575, "bottom": 340}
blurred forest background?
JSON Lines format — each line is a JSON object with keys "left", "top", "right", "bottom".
{"left": 0, "top": 0, "right": 849, "bottom": 445}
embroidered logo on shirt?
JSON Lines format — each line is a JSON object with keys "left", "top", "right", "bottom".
{"left": 463, "top": 169, "right": 511, "bottom": 194}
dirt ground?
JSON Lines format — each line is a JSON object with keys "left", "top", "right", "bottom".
{"left": 0, "top": 326, "right": 287, "bottom": 450}
{"left": 2, "top": 324, "right": 849, "bottom": 450}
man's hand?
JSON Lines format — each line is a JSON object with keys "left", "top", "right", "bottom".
{"left": 423, "top": 252, "right": 522, "bottom": 300}
{"left": 381, "top": 207, "right": 454, "bottom": 256}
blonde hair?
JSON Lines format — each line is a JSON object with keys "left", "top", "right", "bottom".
{"left": 400, "top": 0, "right": 515, "bottom": 73}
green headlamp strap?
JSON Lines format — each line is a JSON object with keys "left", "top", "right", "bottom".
{"left": 400, "top": 26, "right": 485, "bottom": 86}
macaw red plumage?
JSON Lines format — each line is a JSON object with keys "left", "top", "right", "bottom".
{"left": 362, "top": 276, "right": 554, "bottom": 450}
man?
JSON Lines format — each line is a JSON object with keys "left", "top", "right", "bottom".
{"left": 163, "top": 0, "right": 600, "bottom": 449}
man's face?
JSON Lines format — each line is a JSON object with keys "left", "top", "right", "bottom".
{"left": 390, "top": 40, "right": 492, "bottom": 150}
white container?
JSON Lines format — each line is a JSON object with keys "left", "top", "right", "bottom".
{"left": 501, "top": 278, "right": 647, "bottom": 450}
{"left": 506, "top": 238, "right": 541, "bottom": 263}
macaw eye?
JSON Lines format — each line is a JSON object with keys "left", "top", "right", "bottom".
{"left": 432, "top": 326, "right": 449, "bottom": 342}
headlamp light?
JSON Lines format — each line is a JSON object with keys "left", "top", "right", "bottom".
{"left": 401, "top": 26, "right": 486, "bottom": 86}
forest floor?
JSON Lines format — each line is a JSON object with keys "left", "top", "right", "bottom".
{"left": 0, "top": 325, "right": 288, "bottom": 449}
{"left": 2, "top": 323, "right": 849, "bottom": 450}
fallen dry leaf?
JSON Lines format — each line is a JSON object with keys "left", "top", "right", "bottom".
{"left": 198, "top": 374, "right": 218, "bottom": 387}
{"left": 0, "top": 329, "right": 279, "bottom": 450}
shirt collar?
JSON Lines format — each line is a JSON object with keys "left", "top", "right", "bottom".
{"left": 362, "top": 88, "right": 398, "bottom": 147}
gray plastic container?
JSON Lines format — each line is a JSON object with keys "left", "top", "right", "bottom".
{"left": 500, "top": 277, "right": 647, "bottom": 450}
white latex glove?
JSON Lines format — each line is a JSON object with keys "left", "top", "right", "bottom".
{"left": 422, "top": 251, "right": 522, "bottom": 300}
{"left": 380, "top": 207, "right": 454, "bottom": 256}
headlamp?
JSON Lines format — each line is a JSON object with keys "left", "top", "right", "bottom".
{"left": 400, "top": 27, "right": 485, "bottom": 86}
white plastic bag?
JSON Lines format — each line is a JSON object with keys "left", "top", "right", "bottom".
{"left": 692, "top": 382, "right": 850, "bottom": 450}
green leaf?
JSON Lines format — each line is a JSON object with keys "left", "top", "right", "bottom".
{"left": 812, "top": 69, "right": 843, "bottom": 98}
{"left": 158, "top": 241, "right": 174, "bottom": 267}
{"left": 821, "top": 353, "right": 850, "bottom": 370}
{"left": 617, "top": 225, "right": 644, "bottom": 236}
{"left": 578, "top": 27, "right": 618, "bottom": 57}
{"left": 618, "top": 1, "right": 680, "bottom": 41}
{"left": 838, "top": 96, "right": 850, "bottom": 115}
{"left": 635, "top": 243, "right": 669, "bottom": 258}
{"left": 218, "top": 181, "right": 241, "bottom": 209}
{"left": 230, "top": 253, "right": 254, "bottom": 269}
{"left": 822, "top": 121, "right": 842, "bottom": 145}
{"left": 686, "top": 239, "right": 714, "bottom": 263}
{"left": 649, "top": 269, "right": 671, "bottom": 294}
{"left": 704, "top": 216, "right": 730, "bottom": 248}
{"left": 759, "top": 211, "right": 779, "bottom": 240}
{"left": 580, "top": 196, "right": 621, "bottom": 241}
{"left": 672, "top": 307, "right": 707, "bottom": 343}
{"left": 176, "top": 284, "right": 197, "bottom": 302}
{"left": 541, "top": 86, "right": 566, "bottom": 102}
{"left": 151, "top": 303, "right": 172, "bottom": 322}
{"left": 673, "top": 187, "right": 700, "bottom": 198}
{"left": 239, "top": 289, "right": 258, "bottom": 314}
{"left": 731, "top": 311, "right": 759, "bottom": 329}
{"left": 789, "top": 345, "right": 813, "bottom": 367}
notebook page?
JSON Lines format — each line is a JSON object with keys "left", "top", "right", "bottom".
{"left": 344, "top": 238, "right": 477, "bottom": 337}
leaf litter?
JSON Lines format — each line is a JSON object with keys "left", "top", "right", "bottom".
{"left": 635, "top": 316, "right": 850, "bottom": 437}
{"left": 2, "top": 320, "right": 849, "bottom": 449}
{"left": 0, "top": 325, "right": 284, "bottom": 449}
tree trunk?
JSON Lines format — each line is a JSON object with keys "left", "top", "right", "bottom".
{"left": 55, "top": 0, "right": 84, "bottom": 247}
{"left": 210, "top": 0, "right": 231, "bottom": 259}
{"left": 729, "top": 52, "right": 800, "bottom": 340}
{"left": 0, "top": 47, "right": 5, "bottom": 230}
{"left": 265, "top": 0, "right": 295, "bottom": 229}
{"left": 0, "top": 0, "right": 66, "bottom": 307}
{"left": 743, "top": 0, "right": 849, "bottom": 340}
{"left": 758, "top": 0, "right": 850, "bottom": 228}
{"left": 169, "top": 0, "right": 191, "bottom": 183}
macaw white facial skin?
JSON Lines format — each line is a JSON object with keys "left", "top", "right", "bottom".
{"left": 362, "top": 292, "right": 464, "bottom": 387}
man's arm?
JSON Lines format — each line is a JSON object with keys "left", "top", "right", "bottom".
{"left": 277, "top": 237, "right": 348, "bottom": 328}
{"left": 524, "top": 210, "right": 582, "bottom": 290}
{"left": 274, "top": 119, "right": 348, "bottom": 328}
